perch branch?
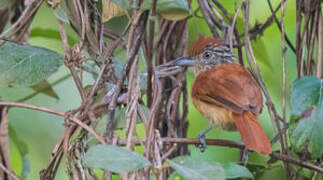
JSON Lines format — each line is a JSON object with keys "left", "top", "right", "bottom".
{"left": 116, "top": 137, "right": 323, "bottom": 173}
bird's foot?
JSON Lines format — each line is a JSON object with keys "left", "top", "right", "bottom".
{"left": 240, "top": 148, "right": 250, "bottom": 166}
{"left": 195, "top": 126, "right": 213, "bottom": 152}
{"left": 196, "top": 132, "right": 207, "bottom": 152}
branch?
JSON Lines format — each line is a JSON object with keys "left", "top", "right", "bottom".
{"left": 117, "top": 137, "right": 323, "bottom": 173}
{"left": 0, "top": 162, "right": 20, "bottom": 180}
{"left": 280, "top": 0, "right": 292, "bottom": 177}
{"left": 197, "top": 0, "right": 220, "bottom": 37}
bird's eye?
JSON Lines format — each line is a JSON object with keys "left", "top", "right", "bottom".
{"left": 203, "top": 52, "right": 211, "bottom": 59}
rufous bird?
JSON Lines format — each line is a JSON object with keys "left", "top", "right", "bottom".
{"left": 172, "top": 36, "right": 272, "bottom": 155}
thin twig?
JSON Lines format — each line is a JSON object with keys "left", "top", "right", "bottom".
{"left": 0, "top": 162, "right": 20, "bottom": 180}
{"left": 145, "top": 0, "right": 158, "bottom": 107}
{"left": 197, "top": 0, "right": 220, "bottom": 37}
{"left": 0, "top": 102, "right": 105, "bottom": 144}
{"left": 229, "top": 3, "right": 243, "bottom": 52}
{"left": 57, "top": 19, "right": 87, "bottom": 102}
{"left": 280, "top": 0, "right": 292, "bottom": 178}
{"left": 0, "top": 106, "right": 10, "bottom": 173}
{"left": 317, "top": 14, "right": 322, "bottom": 78}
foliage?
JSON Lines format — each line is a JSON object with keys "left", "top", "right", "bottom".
{"left": 0, "top": 0, "right": 321, "bottom": 180}
{"left": 168, "top": 156, "right": 225, "bottom": 180}
{"left": 0, "top": 42, "right": 63, "bottom": 87}
{"left": 83, "top": 144, "right": 151, "bottom": 173}
{"left": 289, "top": 76, "right": 323, "bottom": 158}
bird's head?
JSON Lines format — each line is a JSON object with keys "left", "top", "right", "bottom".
{"left": 171, "top": 35, "right": 235, "bottom": 75}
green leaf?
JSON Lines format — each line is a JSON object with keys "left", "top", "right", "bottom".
{"left": 168, "top": 172, "right": 185, "bottom": 180}
{"left": 0, "top": 42, "right": 63, "bottom": 87}
{"left": 143, "top": 0, "right": 189, "bottom": 11}
{"left": 168, "top": 156, "right": 225, "bottom": 180}
{"left": 0, "top": 0, "right": 11, "bottom": 7}
{"left": 290, "top": 105, "right": 323, "bottom": 158}
{"left": 9, "top": 124, "right": 30, "bottom": 179}
{"left": 30, "top": 28, "right": 76, "bottom": 45}
{"left": 222, "top": 163, "right": 253, "bottom": 179}
{"left": 252, "top": 39, "right": 273, "bottom": 70}
{"left": 290, "top": 76, "right": 323, "bottom": 116}
{"left": 30, "top": 80, "right": 59, "bottom": 99}
{"left": 139, "top": 72, "right": 147, "bottom": 91}
{"left": 83, "top": 144, "right": 151, "bottom": 173}
{"left": 141, "top": 0, "right": 189, "bottom": 21}
{"left": 112, "top": 57, "right": 124, "bottom": 79}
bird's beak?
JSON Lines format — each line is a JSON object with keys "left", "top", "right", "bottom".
{"left": 170, "top": 57, "right": 197, "bottom": 67}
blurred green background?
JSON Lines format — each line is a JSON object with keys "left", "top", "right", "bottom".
{"left": 1, "top": 0, "right": 297, "bottom": 179}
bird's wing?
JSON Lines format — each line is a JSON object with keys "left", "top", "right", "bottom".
{"left": 191, "top": 63, "right": 263, "bottom": 114}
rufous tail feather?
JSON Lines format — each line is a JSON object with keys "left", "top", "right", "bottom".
{"left": 233, "top": 111, "right": 272, "bottom": 155}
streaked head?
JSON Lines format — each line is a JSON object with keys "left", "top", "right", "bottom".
{"left": 171, "top": 35, "right": 235, "bottom": 75}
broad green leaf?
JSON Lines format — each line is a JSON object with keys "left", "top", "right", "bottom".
{"left": 142, "top": 0, "right": 189, "bottom": 21}
{"left": 222, "top": 162, "right": 253, "bottom": 179}
{"left": 160, "top": 9, "right": 189, "bottom": 21}
{"left": 142, "top": 0, "right": 189, "bottom": 11}
{"left": 290, "top": 105, "right": 323, "bottom": 158}
{"left": 0, "top": 42, "right": 63, "bottom": 87}
{"left": 168, "top": 156, "right": 225, "bottom": 180}
{"left": 30, "top": 80, "right": 59, "bottom": 99}
{"left": 290, "top": 76, "right": 323, "bottom": 116}
{"left": 83, "top": 144, "right": 151, "bottom": 173}
{"left": 9, "top": 124, "right": 30, "bottom": 179}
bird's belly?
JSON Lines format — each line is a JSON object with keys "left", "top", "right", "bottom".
{"left": 193, "top": 98, "right": 237, "bottom": 131}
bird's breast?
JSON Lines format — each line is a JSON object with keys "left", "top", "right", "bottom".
{"left": 192, "top": 97, "right": 237, "bottom": 131}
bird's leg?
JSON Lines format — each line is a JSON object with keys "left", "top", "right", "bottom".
{"left": 196, "top": 126, "right": 213, "bottom": 152}
{"left": 239, "top": 147, "right": 250, "bottom": 166}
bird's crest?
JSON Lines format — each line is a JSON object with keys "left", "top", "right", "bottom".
{"left": 189, "top": 35, "right": 223, "bottom": 57}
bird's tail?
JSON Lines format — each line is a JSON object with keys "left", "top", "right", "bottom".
{"left": 233, "top": 111, "right": 272, "bottom": 155}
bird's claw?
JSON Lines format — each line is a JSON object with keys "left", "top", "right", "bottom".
{"left": 196, "top": 133, "right": 207, "bottom": 152}
{"left": 240, "top": 148, "right": 250, "bottom": 166}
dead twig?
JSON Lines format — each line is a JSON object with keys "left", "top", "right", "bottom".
{"left": 280, "top": 0, "right": 292, "bottom": 178}
{"left": 0, "top": 162, "right": 20, "bottom": 180}
{"left": 197, "top": 0, "right": 220, "bottom": 37}
{"left": 317, "top": 14, "right": 322, "bottom": 78}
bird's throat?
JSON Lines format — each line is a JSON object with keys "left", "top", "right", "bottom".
{"left": 190, "top": 65, "right": 215, "bottom": 76}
